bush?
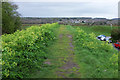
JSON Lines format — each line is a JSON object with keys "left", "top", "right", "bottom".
{"left": 111, "top": 29, "right": 120, "bottom": 42}
{"left": 2, "top": 2, "right": 21, "bottom": 34}
{"left": 1, "top": 23, "right": 59, "bottom": 78}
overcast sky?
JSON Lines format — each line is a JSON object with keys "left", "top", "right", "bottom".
{"left": 12, "top": 0, "right": 119, "bottom": 19}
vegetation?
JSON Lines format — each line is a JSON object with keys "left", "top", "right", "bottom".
{"left": 1, "top": 22, "right": 118, "bottom": 78}
{"left": 0, "top": 2, "right": 1, "bottom": 19}
{"left": 27, "top": 25, "right": 118, "bottom": 78}
{"left": 1, "top": 1, "right": 119, "bottom": 78}
{"left": 29, "top": 25, "right": 81, "bottom": 78}
{"left": 73, "top": 25, "right": 118, "bottom": 36}
{"left": 2, "top": 2, "right": 21, "bottom": 34}
{"left": 73, "top": 26, "right": 118, "bottom": 78}
{"left": 2, "top": 23, "right": 59, "bottom": 78}
{"left": 21, "top": 24, "right": 42, "bottom": 30}
{"left": 111, "top": 29, "right": 120, "bottom": 42}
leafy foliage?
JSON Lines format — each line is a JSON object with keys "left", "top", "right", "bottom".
{"left": 2, "top": 2, "right": 21, "bottom": 34}
{"left": 111, "top": 29, "right": 120, "bottom": 41}
{"left": 1, "top": 23, "right": 59, "bottom": 78}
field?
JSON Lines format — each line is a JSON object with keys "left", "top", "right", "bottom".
{"left": 73, "top": 25, "right": 118, "bottom": 36}
{"left": 1, "top": 23, "right": 119, "bottom": 78}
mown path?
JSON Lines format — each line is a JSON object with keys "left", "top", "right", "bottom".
{"left": 30, "top": 25, "right": 81, "bottom": 78}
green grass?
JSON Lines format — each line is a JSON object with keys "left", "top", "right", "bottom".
{"left": 29, "top": 25, "right": 82, "bottom": 78}
{"left": 29, "top": 25, "right": 71, "bottom": 78}
{"left": 73, "top": 25, "right": 118, "bottom": 36}
{"left": 27, "top": 25, "right": 118, "bottom": 78}
{"left": 73, "top": 26, "right": 118, "bottom": 78}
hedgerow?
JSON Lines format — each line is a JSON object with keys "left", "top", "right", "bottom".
{"left": 1, "top": 23, "right": 59, "bottom": 78}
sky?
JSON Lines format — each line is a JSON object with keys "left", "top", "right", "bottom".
{"left": 10, "top": 0, "right": 120, "bottom": 19}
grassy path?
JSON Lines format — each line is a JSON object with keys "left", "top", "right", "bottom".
{"left": 30, "top": 25, "right": 81, "bottom": 78}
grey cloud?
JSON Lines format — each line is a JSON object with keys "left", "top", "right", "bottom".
{"left": 15, "top": 2, "right": 117, "bottom": 18}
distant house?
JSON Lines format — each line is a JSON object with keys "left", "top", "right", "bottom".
{"left": 21, "top": 17, "right": 119, "bottom": 26}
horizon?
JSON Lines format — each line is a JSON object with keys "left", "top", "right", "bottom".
{"left": 15, "top": 2, "right": 118, "bottom": 19}
{"left": 20, "top": 16, "right": 118, "bottom": 19}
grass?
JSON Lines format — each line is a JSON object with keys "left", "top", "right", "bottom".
{"left": 73, "top": 25, "right": 118, "bottom": 36}
{"left": 28, "top": 24, "right": 118, "bottom": 78}
{"left": 29, "top": 25, "right": 80, "bottom": 78}
{"left": 73, "top": 26, "right": 118, "bottom": 78}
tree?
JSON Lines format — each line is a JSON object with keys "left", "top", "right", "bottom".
{"left": 2, "top": 2, "right": 21, "bottom": 34}
{"left": 0, "top": 2, "right": 2, "bottom": 36}
{"left": 111, "top": 29, "right": 120, "bottom": 42}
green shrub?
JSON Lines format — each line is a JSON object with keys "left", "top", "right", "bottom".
{"left": 1, "top": 23, "right": 59, "bottom": 78}
{"left": 111, "top": 29, "right": 120, "bottom": 42}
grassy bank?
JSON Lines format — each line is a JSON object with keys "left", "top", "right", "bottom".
{"left": 73, "top": 26, "right": 118, "bottom": 78}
